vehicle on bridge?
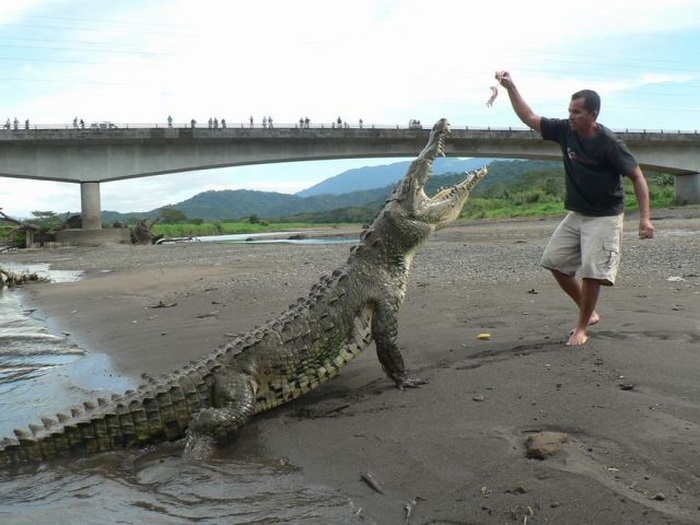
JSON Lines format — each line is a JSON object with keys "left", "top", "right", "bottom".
{"left": 90, "top": 121, "right": 118, "bottom": 130}
{"left": 408, "top": 119, "right": 422, "bottom": 129}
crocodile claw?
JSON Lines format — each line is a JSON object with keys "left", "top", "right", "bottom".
{"left": 392, "top": 372, "right": 428, "bottom": 391}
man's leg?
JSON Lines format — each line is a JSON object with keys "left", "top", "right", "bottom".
{"left": 550, "top": 270, "right": 601, "bottom": 345}
{"left": 566, "top": 213, "right": 623, "bottom": 345}
{"left": 569, "top": 278, "right": 601, "bottom": 346}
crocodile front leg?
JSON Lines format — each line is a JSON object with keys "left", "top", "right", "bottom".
{"left": 372, "top": 300, "right": 427, "bottom": 390}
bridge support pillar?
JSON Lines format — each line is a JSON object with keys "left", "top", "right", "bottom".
{"left": 80, "top": 182, "right": 102, "bottom": 229}
{"left": 675, "top": 173, "right": 700, "bottom": 205}
{"left": 57, "top": 181, "right": 129, "bottom": 245}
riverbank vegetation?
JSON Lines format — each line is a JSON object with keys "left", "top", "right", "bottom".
{"left": 459, "top": 171, "right": 676, "bottom": 220}
{"left": 149, "top": 171, "right": 677, "bottom": 237}
{"left": 151, "top": 221, "right": 335, "bottom": 238}
{"left": 0, "top": 165, "right": 681, "bottom": 244}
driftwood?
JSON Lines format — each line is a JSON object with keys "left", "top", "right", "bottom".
{"left": 0, "top": 267, "right": 47, "bottom": 288}
{"left": 0, "top": 209, "right": 24, "bottom": 227}
{"left": 0, "top": 210, "right": 49, "bottom": 283}
{"left": 2, "top": 210, "right": 164, "bottom": 247}
{"left": 0, "top": 209, "right": 40, "bottom": 249}
{"left": 130, "top": 219, "right": 163, "bottom": 245}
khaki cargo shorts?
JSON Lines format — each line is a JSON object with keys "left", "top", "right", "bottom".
{"left": 540, "top": 211, "right": 624, "bottom": 286}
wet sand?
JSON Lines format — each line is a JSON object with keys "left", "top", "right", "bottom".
{"left": 2, "top": 209, "right": 699, "bottom": 524}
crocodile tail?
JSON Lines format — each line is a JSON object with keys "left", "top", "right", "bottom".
{"left": 0, "top": 367, "right": 214, "bottom": 467}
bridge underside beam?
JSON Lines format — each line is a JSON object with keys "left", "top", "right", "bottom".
{"left": 675, "top": 173, "right": 700, "bottom": 205}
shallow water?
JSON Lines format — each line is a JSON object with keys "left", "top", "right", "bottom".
{"left": 0, "top": 445, "right": 357, "bottom": 524}
{"left": 0, "top": 264, "right": 133, "bottom": 434}
{"left": 195, "top": 232, "right": 358, "bottom": 244}
{"left": 0, "top": 264, "right": 360, "bottom": 525}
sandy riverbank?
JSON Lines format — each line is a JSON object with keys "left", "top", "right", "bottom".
{"left": 2, "top": 209, "right": 699, "bottom": 524}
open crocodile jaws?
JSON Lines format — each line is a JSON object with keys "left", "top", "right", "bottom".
{"left": 0, "top": 118, "right": 487, "bottom": 466}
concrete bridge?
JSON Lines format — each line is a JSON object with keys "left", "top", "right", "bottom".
{"left": 1, "top": 123, "right": 698, "bottom": 242}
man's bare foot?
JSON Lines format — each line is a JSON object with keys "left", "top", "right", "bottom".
{"left": 569, "top": 312, "right": 600, "bottom": 336}
{"left": 566, "top": 329, "right": 589, "bottom": 346}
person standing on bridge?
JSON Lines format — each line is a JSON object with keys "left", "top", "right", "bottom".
{"left": 496, "top": 70, "right": 655, "bottom": 346}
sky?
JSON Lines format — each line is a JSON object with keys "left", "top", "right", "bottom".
{"left": 1, "top": 0, "right": 699, "bottom": 218}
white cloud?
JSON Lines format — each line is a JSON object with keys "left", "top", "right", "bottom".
{"left": 0, "top": 179, "right": 80, "bottom": 218}
{"left": 0, "top": 0, "right": 44, "bottom": 24}
{"left": 2, "top": 0, "right": 700, "bottom": 216}
{"left": 638, "top": 73, "right": 696, "bottom": 85}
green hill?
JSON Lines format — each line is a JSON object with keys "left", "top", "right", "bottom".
{"left": 101, "top": 160, "right": 565, "bottom": 224}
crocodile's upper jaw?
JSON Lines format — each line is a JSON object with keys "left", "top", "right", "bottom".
{"left": 393, "top": 118, "right": 487, "bottom": 231}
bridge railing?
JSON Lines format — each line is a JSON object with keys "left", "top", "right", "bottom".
{"left": 3, "top": 121, "right": 509, "bottom": 131}
{"left": 1, "top": 121, "right": 698, "bottom": 135}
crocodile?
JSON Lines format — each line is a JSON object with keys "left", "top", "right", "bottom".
{"left": 0, "top": 118, "right": 487, "bottom": 466}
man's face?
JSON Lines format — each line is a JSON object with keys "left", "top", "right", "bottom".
{"left": 568, "top": 97, "right": 597, "bottom": 133}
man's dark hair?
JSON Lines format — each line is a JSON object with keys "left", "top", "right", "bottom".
{"left": 571, "top": 89, "right": 601, "bottom": 116}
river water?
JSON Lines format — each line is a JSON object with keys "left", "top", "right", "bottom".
{"left": 168, "top": 231, "right": 358, "bottom": 245}
{"left": 0, "top": 254, "right": 361, "bottom": 524}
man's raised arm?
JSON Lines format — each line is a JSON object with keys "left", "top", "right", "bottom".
{"left": 496, "top": 71, "right": 542, "bottom": 133}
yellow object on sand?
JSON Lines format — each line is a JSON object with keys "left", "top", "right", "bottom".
{"left": 477, "top": 333, "right": 491, "bottom": 340}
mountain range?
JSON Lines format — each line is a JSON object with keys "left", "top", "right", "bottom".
{"left": 296, "top": 158, "right": 492, "bottom": 197}
{"left": 102, "top": 158, "right": 562, "bottom": 223}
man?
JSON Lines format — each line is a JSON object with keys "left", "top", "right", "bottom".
{"left": 496, "top": 71, "right": 655, "bottom": 346}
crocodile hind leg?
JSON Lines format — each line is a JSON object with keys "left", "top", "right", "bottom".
{"left": 184, "top": 369, "right": 256, "bottom": 456}
{"left": 372, "top": 300, "right": 427, "bottom": 390}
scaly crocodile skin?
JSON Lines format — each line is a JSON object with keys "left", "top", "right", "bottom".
{"left": 0, "top": 119, "right": 487, "bottom": 466}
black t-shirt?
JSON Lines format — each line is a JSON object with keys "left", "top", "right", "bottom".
{"left": 540, "top": 117, "right": 639, "bottom": 216}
